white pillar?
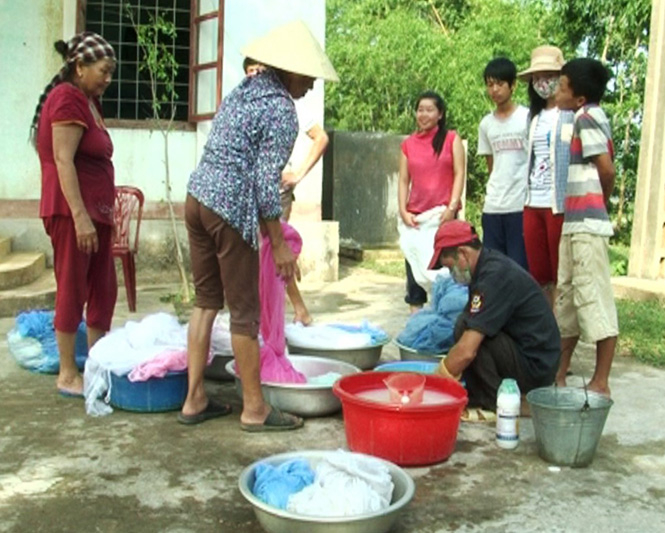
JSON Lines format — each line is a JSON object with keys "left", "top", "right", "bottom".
{"left": 629, "top": 0, "right": 665, "bottom": 279}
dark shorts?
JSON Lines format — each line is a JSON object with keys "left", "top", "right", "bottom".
{"left": 481, "top": 212, "right": 528, "bottom": 270}
{"left": 43, "top": 215, "right": 117, "bottom": 333}
{"left": 185, "top": 194, "right": 260, "bottom": 338}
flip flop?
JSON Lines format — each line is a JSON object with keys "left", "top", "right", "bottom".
{"left": 177, "top": 400, "right": 232, "bottom": 425}
{"left": 240, "top": 406, "right": 304, "bottom": 433}
{"left": 58, "top": 388, "right": 84, "bottom": 399}
{"left": 461, "top": 407, "right": 496, "bottom": 423}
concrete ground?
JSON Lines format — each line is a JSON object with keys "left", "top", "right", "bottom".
{"left": 1, "top": 264, "right": 664, "bottom": 533}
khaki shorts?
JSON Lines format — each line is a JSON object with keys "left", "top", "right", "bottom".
{"left": 185, "top": 195, "right": 260, "bottom": 338}
{"left": 556, "top": 233, "right": 618, "bottom": 342}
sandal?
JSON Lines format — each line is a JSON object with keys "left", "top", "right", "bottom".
{"left": 241, "top": 406, "right": 304, "bottom": 433}
{"left": 177, "top": 400, "right": 232, "bottom": 425}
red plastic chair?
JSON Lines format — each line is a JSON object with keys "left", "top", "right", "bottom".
{"left": 112, "top": 186, "right": 144, "bottom": 312}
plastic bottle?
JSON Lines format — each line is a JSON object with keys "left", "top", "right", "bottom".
{"left": 496, "top": 378, "right": 520, "bottom": 449}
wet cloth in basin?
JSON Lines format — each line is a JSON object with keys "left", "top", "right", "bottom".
{"left": 258, "top": 222, "right": 306, "bottom": 384}
{"left": 397, "top": 276, "right": 468, "bottom": 354}
{"left": 285, "top": 322, "right": 388, "bottom": 350}
{"left": 287, "top": 450, "right": 394, "bottom": 517}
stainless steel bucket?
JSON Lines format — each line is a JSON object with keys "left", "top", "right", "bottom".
{"left": 526, "top": 386, "right": 613, "bottom": 468}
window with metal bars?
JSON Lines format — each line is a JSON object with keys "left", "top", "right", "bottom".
{"left": 83, "top": 0, "right": 191, "bottom": 122}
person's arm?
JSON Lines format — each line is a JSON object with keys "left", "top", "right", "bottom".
{"left": 52, "top": 124, "right": 98, "bottom": 254}
{"left": 398, "top": 152, "right": 417, "bottom": 227}
{"left": 260, "top": 218, "right": 299, "bottom": 282}
{"left": 592, "top": 154, "right": 615, "bottom": 206}
{"left": 281, "top": 123, "right": 329, "bottom": 189}
{"left": 437, "top": 328, "right": 485, "bottom": 379}
{"left": 442, "top": 134, "right": 466, "bottom": 222}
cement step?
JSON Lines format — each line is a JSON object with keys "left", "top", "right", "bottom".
{"left": 0, "top": 269, "right": 56, "bottom": 318}
{"left": 0, "top": 236, "right": 11, "bottom": 260}
{"left": 0, "top": 251, "right": 46, "bottom": 290}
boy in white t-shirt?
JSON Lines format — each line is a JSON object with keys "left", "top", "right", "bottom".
{"left": 477, "top": 57, "right": 529, "bottom": 269}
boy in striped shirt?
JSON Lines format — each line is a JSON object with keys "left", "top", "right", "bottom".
{"left": 553, "top": 58, "right": 617, "bottom": 397}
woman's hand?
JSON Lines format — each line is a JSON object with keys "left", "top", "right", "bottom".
{"left": 441, "top": 207, "right": 456, "bottom": 223}
{"left": 400, "top": 211, "right": 418, "bottom": 228}
{"left": 73, "top": 212, "right": 99, "bottom": 254}
{"left": 271, "top": 241, "right": 300, "bottom": 282}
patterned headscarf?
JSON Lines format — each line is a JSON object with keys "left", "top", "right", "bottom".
{"left": 30, "top": 32, "right": 116, "bottom": 143}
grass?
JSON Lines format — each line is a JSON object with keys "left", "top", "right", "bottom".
{"left": 357, "top": 258, "right": 406, "bottom": 278}
{"left": 355, "top": 246, "right": 665, "bottom": 368}
{"left": 616, "top": 298, "right": 665, "bottom": 367}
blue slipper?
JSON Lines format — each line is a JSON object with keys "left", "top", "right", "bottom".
{"left": 58, "top": 388, "right": 84, "bottom": 398}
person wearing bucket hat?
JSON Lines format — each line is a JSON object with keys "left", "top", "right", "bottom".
{"left": 518, "top": 46, "right": 574, "bottom": 308}
{"left": 181, "top": 20, "right": 338, "bottom": 431}
{"left": 31, "top": 32, "right": 118, "bottom": 398}
{"left": 428, "top": 221, "right": 560, "bottom": 419}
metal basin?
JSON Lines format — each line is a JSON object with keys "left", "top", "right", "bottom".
{"left": 225, "top": 355, "right": 360, "bottom": 417}
{"left": 204, "top": 352, "right": 234, "bottom": 381}
{"left": 527, "top": 386, "right": 613, "bottom": 468}
{"left": 394, "top": 340, "right": 446, "bottom": 362}
{"left": 286, "top": 340, "right": 389, "bottom": 370}
{"left": 238, "top": 450, "right": 415, "bottom": 533}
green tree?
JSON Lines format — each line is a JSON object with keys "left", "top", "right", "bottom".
{"left": 126, "top": 3, "right": 191, "bottom": 302}
{"left": 325, "top": 0, "right": 651, "bottom": 242}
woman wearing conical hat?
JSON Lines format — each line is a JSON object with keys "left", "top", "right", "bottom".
{"left": 179, "top": 21, "right": 338, "bottom": 431}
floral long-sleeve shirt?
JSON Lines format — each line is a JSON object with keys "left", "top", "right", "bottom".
{"left": 187, "top": 69, "right": 298, "bottom": 249}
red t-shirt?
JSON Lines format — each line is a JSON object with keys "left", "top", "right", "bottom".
{"left": 37, "top": 83, "right": 115, "bottom": 225}
{"left": 401, "top": 128, "right": 457, "bottom": 214}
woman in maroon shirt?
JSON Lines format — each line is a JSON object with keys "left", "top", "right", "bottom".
{"left": 30, "top": 32, "right": 117, "bottom": 397}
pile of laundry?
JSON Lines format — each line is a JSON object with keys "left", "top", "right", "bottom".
{"left": 396, "top": 276, "right": 468, "bottom": 354}
{"left": 83, "top": 312, "right": 230, "bottom": 416}
{"left": 252, "top": 450, "right": 394, "bottom": 516}
{"left": 7, "top": 310, "right": 88, "bottom": 373}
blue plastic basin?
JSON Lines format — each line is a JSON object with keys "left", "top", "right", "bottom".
{"left": 374, "top": 361, "right": 439, "bottom": 374}
{"left": 109, "top": 371, "right": 188, "bottom": 412}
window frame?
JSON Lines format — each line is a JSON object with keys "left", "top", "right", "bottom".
{"left": 75, "top": 0, "right": 224, "bottom": 126}
{"left": 189, "top": 0, "right": 224, "bottom": 122}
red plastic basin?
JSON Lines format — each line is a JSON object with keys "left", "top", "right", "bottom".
{"left": 333, "top": 372, "right": 468, "bottom": 466}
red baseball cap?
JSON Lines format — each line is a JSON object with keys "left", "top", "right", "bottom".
{"left": 428, "top": 220, "right": 479, "bottom": 270}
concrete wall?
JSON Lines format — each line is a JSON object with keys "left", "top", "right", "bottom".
{"left": 323, "top": 131, "right": 405, "bottom": 247}
{"left": 0, "top": 0, "right": 64, "bottom": 200}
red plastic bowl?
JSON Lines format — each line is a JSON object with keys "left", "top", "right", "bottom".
{"left": 333, "top": 372, "right": 468, "bottom": 466}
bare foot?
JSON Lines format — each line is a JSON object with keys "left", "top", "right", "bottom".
{"left": 586, "top": 381, "right": 611, "bottom": 398}
{"left": 240, "top": 403, "right": 273, "bottom": 426}
{"left": 554, "top": 377, "right": 567, "bottom": 388}
{"left": 56, "top": 374, "right": 83, "bottom": 396}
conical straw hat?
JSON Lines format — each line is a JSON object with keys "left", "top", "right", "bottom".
{"left": 241, "top": 20, "right": 339, "bottom": 82}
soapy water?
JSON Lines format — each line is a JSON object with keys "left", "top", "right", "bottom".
{"left": 355, "top": 388, "right": 459, "bottom": 406}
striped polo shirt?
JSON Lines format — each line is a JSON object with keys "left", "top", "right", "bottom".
{"left": 561, "top": 104, "right": 614, "bottom": 236}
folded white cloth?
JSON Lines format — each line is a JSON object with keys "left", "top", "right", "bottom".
{"left": 397, "top": 205, "right": 451, "bottom": 289}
